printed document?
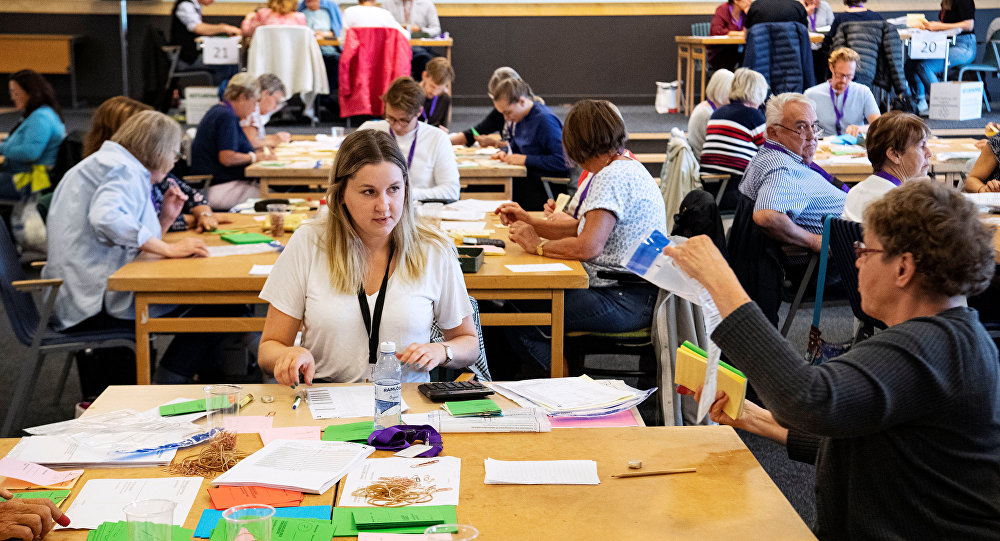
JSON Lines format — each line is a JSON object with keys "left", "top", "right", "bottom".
{"left": 211, "top": 440, "right": 375, "bottom": 494}
{"left": 484, "top": 458, "right": 600, "bottom": 485}
{"left": 60, "top": 477, "right": 201, "bottom": 529}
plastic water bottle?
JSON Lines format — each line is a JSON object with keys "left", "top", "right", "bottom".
{"left": 373, "top": 341, "right": 402, "bottom": 430}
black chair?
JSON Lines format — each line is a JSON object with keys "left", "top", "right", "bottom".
{"left": 828, "top": 217, "right": 886, "bottom": 341}
{"left": 955, "top": 24, "right": 1000, "bottom": 113}
{"left": 0, "top": 220, "right": 135, "bottom": 436}
{"left": 430, "top": 296, "right": 491, "bottom": 381}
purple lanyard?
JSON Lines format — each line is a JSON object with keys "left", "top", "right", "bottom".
{"left": 572, "top": 173, "right": 595, "bottom": 219}
{"left": 874, "top": 170, "right": 902, "bottom": 187}
{"left": 809, "top": 12, "right": 817, "bottom": 31}
{"left": 706, "top": 99, "right": 718, "bottom": 111}
{"left": 420, "top": 95, "right": 439, "bottom": 123}
{"left": 829, "top": 85, "right": 849, "bottom": 136}
{"left": 389, "top": 124, "right": 419, "bottom": 169}
{"left": 763, "top": 141, "right": 848, "bottom": 193}
{"left": 730, "top": 5, "right": 744, "bottom": 29}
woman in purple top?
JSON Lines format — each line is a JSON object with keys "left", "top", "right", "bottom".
{"left": 708, "top": 0, "right": 751, "bottom": 71}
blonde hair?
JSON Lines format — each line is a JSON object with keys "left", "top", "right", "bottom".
{"left": 322, "top": 130, "right": 452, "bottom": 293}
{"left": 729, "top": 68, "right": 768, "bottom": 107}
{"left": 110, "top": 110, "right": 181, "bottom": 173}
{"left": 84, "top": 95, "right": 152, "bottom": 157}
{"left": 267, "top": 0, "right": 297, "bottom": 14}
{"left": 224, "top": 73, "right": 260, "bottom": 101}
{"left": 828, "top": 47, "right": 861, "bottom": 67}
{"left": 705, "top": 69, "right": 735, "bottom": 107}
{"left": 424, "top": 57, "right": 455, "bottom": 86}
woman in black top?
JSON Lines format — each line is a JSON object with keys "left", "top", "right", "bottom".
{"left": 904, "top": 0, "right": 976, "bottom": 113}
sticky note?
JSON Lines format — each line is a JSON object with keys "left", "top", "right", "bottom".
{"left": 193, "top": 506, "right": 333, "bottom": 538}
{"left": 441, "top": 399, "right": 501, "bottom": 417}
{"left": 331, "top": 506, "right": 457, "bottom": 537}
{"left": 221, "top": 232, "right": 274, "bottom": 245}
{"left": 159, "top": 396, "right": 231, "bottom": 416}
{"left": 2, "top": 489, "right": 71, "bottom": 505}
{"left": 351, "top": 507, "right": 445, "bottom": 529}
{"left": 322, "top": 422, "right": 374, "bottom": 443}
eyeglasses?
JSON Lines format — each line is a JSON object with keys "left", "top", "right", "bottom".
{"left": 385, "top": 112, "right": 416, "bottom": 126}
{"left": 777, "top": 122, "right": 824, "bottom": 139}
{"left": 853, "top": 240, "right": 884, "bottom": 259}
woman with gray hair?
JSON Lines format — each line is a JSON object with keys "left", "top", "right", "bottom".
{"left": 43, "top": 111, "right": 244, "bottom": 387}
{"left": 191, "top": 72, "right": 261, "bottom": 210}
{"left": 668, "top": 180, "right": 1000, "bottom": 538}
{"left": 687, "top": 68, "right": 734, "bottom": 161}
{"left": 241, "top": 73, "right": 291, "bottom": 151}
{"left": 699, "top": 68, "right": 767, "bottom": 206}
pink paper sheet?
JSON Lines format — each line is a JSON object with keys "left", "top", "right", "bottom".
{"left": 259, "top": 426, "right": 322, "bottom": 446}
{"left": 0, "top": 456, "right": 83, "bottom": 487}
{"left": 222, "top": 416, "right": 274, "bottom": 434}
{"left": 548, "top": 410, "right": 640, "bottom": 428}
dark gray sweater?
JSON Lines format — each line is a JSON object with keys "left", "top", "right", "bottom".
{"left": 713, "top": 303, "right": 1000, "bottom": 540}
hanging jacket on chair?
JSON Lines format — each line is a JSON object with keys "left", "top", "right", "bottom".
{"left": 338, "top": 27, "right": 411, "bottom": 117}
{"left": 744, "top": 22, "right": 815, "bottom": 94}
{"left": 831, "top": 20, "right": 907, "bottom": 96}
{"left": 659, "top": 128, "right": 702, "bottom": 232}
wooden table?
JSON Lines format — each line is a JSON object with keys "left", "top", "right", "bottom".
{"left": 6, "top": 383, "right": 814, "bottom": 540}
{"left": 814, "top": 137, "right": 981, "bottom": 186}
{"left": 674, "top": 33, "right": 824, "bottom": 115}
{"left": 106, "top": 213, "right": 588, "bottom": 384}
{"left": 0, "top": 34, "right": 82, "bottom": 108}
{"left": 317, "top": 37, "right": 454, "bottom": 62}
{"left": 246, "top": 139, "right": 526, "bottom": 201}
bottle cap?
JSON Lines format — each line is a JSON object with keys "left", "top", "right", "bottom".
{"left": 379, "top": 341, "right": 396, "bottom": 353}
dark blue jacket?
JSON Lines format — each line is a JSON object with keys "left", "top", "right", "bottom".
{"left": 511, "top": 101, "right": 570, "bottom": 178}
{"left": 744, "top": 22, "right": 815, "bottom": 94}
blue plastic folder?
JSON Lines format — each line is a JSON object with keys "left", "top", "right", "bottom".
{"left": 193, "top": 506, "right": 333, "bottom": 538}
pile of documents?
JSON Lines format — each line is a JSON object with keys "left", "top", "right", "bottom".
{"left": 207, "top": 486, "right": 303, "bottom": 510}
{"left": 7, "top": 436, "right": 177, "bottom": 469}
{"left": 490, "top": 377, "right": 655, "bottom": 417}
{"left": 305, "top": 387, "right": 410, "bottom": 420}
{"left": 674, "top": 341, "right": 747, "bottom": 419}
{"left": 330, "top": 506, "right": 458, "bottom": 536}
{"left": 211, "top": 440, "right": 375, "bottom": 494}
{"left": 402, "top": 408, "right": 551, "bottom": 433}
{"left": 193, "top": 506, "right": 332, "bottom": 538}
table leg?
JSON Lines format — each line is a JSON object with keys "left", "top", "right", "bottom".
{"left": 550, "top": 290, "right": 566, "bottom": 378}
{"left": 676, "top": 45, "right": 685, "bottom": 114}
{"left": 259, "top": 178, "right": 270, "bottom": 199}
{"left": 686, "top": 47, "right": 695, "bottom": 116}
{"left": 942, "top": 38, "right": 952, "bottom": 82}
{"left": 135, "top": 295, "right": 152, "bottom": 385}
{"left": 696, "top": 45, "right": 707, "bottom": 112}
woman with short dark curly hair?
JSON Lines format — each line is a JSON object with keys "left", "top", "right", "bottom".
{"left": 662, "top": 179, "right": 1000, "bottom": 538}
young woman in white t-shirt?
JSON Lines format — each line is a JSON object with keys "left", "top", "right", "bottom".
{"left": 258, "top": 129, "right": 478, "bottom": 385}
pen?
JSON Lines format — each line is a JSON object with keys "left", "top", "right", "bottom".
{"left": 292, "top": 396, "right": 302, "bottom": 410}
{"left": 471, "top": 127, "right": 480, "bottom": 138}
{"left": 411, "top": 459, "right": 439, "bottom": 468}
{"left": 611, "top": 468, "right": 696, "bottom": 479}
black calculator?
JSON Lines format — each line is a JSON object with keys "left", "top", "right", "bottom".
{"left": 418, "top": 381, "right": 495, "bottom": 402}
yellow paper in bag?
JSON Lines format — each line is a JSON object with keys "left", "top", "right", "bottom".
{"left": 674, "top": 346, "right": 747, "bottom": 419}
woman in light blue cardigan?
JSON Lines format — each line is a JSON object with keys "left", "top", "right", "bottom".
{"left": 0, "top": 70, "right": 65, "bottom": 199}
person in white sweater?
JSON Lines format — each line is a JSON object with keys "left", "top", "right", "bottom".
{"left": 338, "top": 0, "right": 408, "bottom": 40}
{"left": 687, "top": 68, "right": 734, "bottom": 161}
{"left": 358, "top": 76, "right": 460, "bottom": 202}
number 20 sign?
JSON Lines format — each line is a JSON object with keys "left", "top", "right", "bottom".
{"left": 202, "top": 37, "right": 240, "bottom": 65}
{"left": 909, "top": 30, "right": 948, "bottom": 60}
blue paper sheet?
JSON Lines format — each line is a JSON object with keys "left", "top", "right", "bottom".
{"left": 193, "top": 505, "right": 332, "bottom": 538}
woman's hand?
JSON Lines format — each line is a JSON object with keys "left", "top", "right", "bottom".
{"left": 492, "top": 150, "right": 526, "bottom": 166}
{"left": 509, "top": 221, "right": 542, "bottom": 253}
{"left": 161, "top": 181, "right": 189, "bottom": 224}
{"left": 397, "top": 342, "right": 446, "bottom": 371}
{"left": 195, "top": 212, "right": 219, "bottom": 232}
{"left": 495, "top": 202, "right": 530, "bottom": 226}
{"left": 272, "top": 346, "right": 315, "bottom": 387}
{"left": 475, "top": 134, "right": 503, "bottom": 148}
{"left": 981, "top": 180, "right": 1000, "bottom": 193}
{"left": 0, "top": 492, "right": 62, "bottom": 541}
{"left": 165, "top": 238, "right": 210, "bottom": 258}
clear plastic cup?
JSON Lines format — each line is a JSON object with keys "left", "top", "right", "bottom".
{"left": 424, "top": 524, "right": 479, "bottom": 540}
{"left": 223, "top": 504, "right": 275, "bottom": 541}
{"left": 205, "top": 384, "right": 241, "bottom": 431}
{"left": 266, "top": 204, "right": 287, "bottom": 237}
{"left": 123, "top": 499, "right": 176, "bottom": 541}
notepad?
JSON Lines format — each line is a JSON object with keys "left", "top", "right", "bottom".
{"left": 322, "top": 422, "right": 374, "bottom": 443}
{"left": 442, "top": 399, "right": 501, "bottom": 417}
{"left": 221, "top": 232, "right": 274, "bottom": 244}
{"left": 331, "top": 506, "right": 457, "bottom": 536}
{"left": 674, "top": 341, "right": 746, "bottom": 419}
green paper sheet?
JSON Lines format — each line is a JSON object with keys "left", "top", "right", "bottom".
{"left": 322, "top": 421, "right": 373, "bottom": 443}
{"left": 159, "top": 396, "right": 232, "bottom": 416}
{"left": 331, "top": 506, "right": 457, "bottom": 536}
{"left": 3, "top": 489, "right": 71, "bottom": 505}
{"left": 221, "top": 232, "right": 274, "bottom": 245}
{"left": 442, "top": 399, "right": 501, "bottom": 417}
{"left": 87, "top": 522, "right": 191, "bottom": 541}
{"left": 209, "top": 517, "right": 334, "bottom": 541}
{"left": 352, "top": 507, "right": 446, "bottom": 529}
{"left": 681, "top": 341, "right": 745, "bottom": 378}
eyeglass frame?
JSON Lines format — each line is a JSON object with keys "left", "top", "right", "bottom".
{"left": 384, "top": 111, "right": 418, "bottom": 127}
{"left": 853, "top": 240, "right": 884, "bottom": 260}
{"left": 776, "top": 122, "right": 824, "bottom": 139}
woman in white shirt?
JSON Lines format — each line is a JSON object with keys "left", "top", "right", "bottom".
{"left": 687, "top": 68, "right": 733, "bottom": 161}
{"left": 842, "top": 111, "right": 931, "bottom": 222}
{"left": 258, "top": 129, "right": 479, "bottom": 385}
{"left": 339, "top": 0, "right": 409, "bottom": 40}
{"left": 358, "top": 76, "right": 460, "bottom": 201}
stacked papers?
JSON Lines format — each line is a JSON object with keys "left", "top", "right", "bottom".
{"left": 675, "top": 342, "right": 747, "bottom": 419}
{"left": 212, "top": 440, "right": 375, "bottom": 494}
{"left": 402, "top": 408, "right": 551, "bottom": 432}
{"left": 490, "top": 377, "right": 655, "bottom": 417}
{"left": 484, "top": 458, "right": 600, "bottom": 485}
{"left": 7, "top": 436, "right": 176, "bottom": 468}
{"left": 305, "top": 387, "right": 410, "bottom": 420}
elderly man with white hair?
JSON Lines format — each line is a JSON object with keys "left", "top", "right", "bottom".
{"left": 739, "top": 92, "right": 847, "bottom": 252}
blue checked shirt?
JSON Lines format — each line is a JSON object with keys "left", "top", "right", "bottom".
{"left": 738, "top": 139, "right": 846, "bottom": 234}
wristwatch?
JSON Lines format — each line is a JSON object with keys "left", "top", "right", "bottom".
{"left": 248, "top": 151, "right": 256, "bottom": 164}
{"left": 441, "top": 344, "right": 454, "bottom": 367}
{"left": 535, "top": 239, "right": 549, "bottom": 256}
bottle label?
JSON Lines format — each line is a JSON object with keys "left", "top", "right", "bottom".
{"left": 374, "top": 382, "right": 401, "bottom": 415}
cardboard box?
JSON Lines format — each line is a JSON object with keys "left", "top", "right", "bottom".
{"left": 184, "top": 86, "right": 220, "bottom": 125}
{"left": 929, "top": 81, "right": 983, "bottom": 121}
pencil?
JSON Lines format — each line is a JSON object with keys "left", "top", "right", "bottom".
{"left": 611, "top": 468, "right": 696, "bottom": 479}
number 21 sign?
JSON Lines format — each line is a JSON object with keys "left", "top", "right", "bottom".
{"left": 202, "top": 37, "right": 240, "bottom": 65}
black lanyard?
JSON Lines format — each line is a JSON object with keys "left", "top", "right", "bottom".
{"left": 358, "top": 242, "right": 396, "bottom": 364}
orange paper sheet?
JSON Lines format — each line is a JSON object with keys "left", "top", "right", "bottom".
{"left": 208, "top": 486, "right": 304, "bottom": 510}
{"left": 0, "top": 476, "right": 81, "bottom": 491}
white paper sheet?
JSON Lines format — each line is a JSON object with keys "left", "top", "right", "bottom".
{"left": 504, "top": 263, "right": 573, "bottom": 273}
{"left": 443, "top": 199, "right": 510, "bottom": 214}
{"left": 60, "top": 477, "right": 202, "bottom": 529}
{"left": 207, "top": 244, "right": 277, "bottom": 258}
{"left": 401, "top": 408, "right": 551, "bottom": 432}
{"left": 483, "top": 458, "right": 599, "bottom": 485}
{"left": 492, "top": 378, "right": 634, "bottom": 412}
{"left": 439, "top": 221, "right": 487, "bottom": 232}
{"left": 8, "top": 436, "right": 176, "bottom": 468}
{"left": 305, "top": 387, "right": 410, "bottom": 420}
{"left": 249, "top": 264, "right": 273, "bottom": 275}
{"left": 211, "top": 440, "right": 375, "bottom": 494}
{"left": 339, "top": 457, "right": 461, "bottom": 507}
